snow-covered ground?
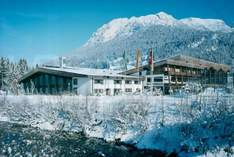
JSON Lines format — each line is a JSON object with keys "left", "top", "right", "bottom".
{"left": 0, "top": 91, "right": 233, "bottom": 156}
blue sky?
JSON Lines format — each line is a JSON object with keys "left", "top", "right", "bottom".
{"left": 0, "top": 0, "right": 234, "bottom": 64}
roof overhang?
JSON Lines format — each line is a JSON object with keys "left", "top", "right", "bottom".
{"left": 19, "top": 67, "right": 144, "bottom": 83}
{"left": 121, "top": 55, "right": 231, "bottom": 75}
{"left": 19, "top": 67, "right": 87, "bottom": 82}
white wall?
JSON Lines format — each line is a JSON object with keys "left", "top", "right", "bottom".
{"left": 72, "top": 76, "right": 143, "bottom": 96}
{"left": 92, "top": 76, "right": 143, "bottom": 95}
{"left": 74, "top": 77, "right": 91, "bottom": 95}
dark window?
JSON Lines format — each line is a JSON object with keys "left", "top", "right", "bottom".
{"left": 125, "top": 88, "right": 132, "bottom": 92}
{"left": 73, "top": 79, "right": 78, "bottom": 85}
{"left": 34, "top": 76, "right": 39, "bottom": 87}
{"left": 51, "top": 76, "right": 56, "bottom": 85}
{"left": 58, "top": 77, "right": 64, "bottom": 87}
{"left": 177, "top": 77, "right": 182, "bottom": 82}
{"left": 114, "top": 88, "right": 121, "bottom": 95}
{"left": 147, "top": 78, "right": 151, "bottom": 82}
{"left": 125, "top": 80, "right": 132, "bottom": 84}
{"left": 39, "top": 75, "right": 43, "bottom": 85}
{"left": 94, "top": 79, "right": 103, "bottom": 84}
{"left": 154, "top": 78, "right": 163, "bottom": 82}
{"left": 94, "top": 89, "right": 103, "bottom": 94}
{"left": 171, "top": 76, "right": 176, "bottom": 82}
{"left": 136, "top": 88, "right": 141, "bottom": 92}
{"left": 45, "top": 75, "right": 49, "bottom": 85}
{"left": 134, "top": 80, "right": 140, "bottom": 84}
{"left": 114, "top": 80, "right": 122, "bottom": 84}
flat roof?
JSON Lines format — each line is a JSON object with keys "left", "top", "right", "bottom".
{"left": 19, "top": 66, "right": 143, "bottom": 82}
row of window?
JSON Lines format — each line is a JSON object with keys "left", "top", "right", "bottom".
{"left": 32, "top": 74, "right": 71, "bottom": 87}
{"left": 147, "top": 77, "right": 163, "bottom": 83}
{"left": 24, "top": 86, "right": 72, "bottom": 94}
{"left": 164, "top": 67, "right": 199, "bottom": 74}
{"left": 94, "top": 79, "right": 140, "bottom": 85}
{"left": 94, "top": 88, "right": 139, "bottom": 94}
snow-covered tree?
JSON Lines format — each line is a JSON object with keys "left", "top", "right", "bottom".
{"left": 0, "top": 57, "right": 29, "bottom": 94}
{"left": 0, "top": 57, "right": 10, "bottom": 91}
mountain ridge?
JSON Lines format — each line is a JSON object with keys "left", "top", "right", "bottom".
{"left": 85, "top": 12, "right": 232, "bottom": 46}
{"left": 63, "top": 12, "right": 234, "bottom": 70}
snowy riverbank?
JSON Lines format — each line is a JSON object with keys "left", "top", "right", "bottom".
{"left": 0, "top": 93, "right": 233, "bottom": 156}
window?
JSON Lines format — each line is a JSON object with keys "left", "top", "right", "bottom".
{"left": 177, "top": 77, "right": 182, "bottom": 82}
{"left": 51, "top": 76, "right": 56, "bottom": 85}
{"left": 39, "top": 88, "right": 43, "bottom": 94}
{"left": 114, "top": 88, "right": 121, "bottom": 95}
{"left": 45, "top": 88, "right": 49, "bottom": 94}
{"left": 39, "top": 75, "right": 43, "bottom": 86}
{"left": 134, "top": 80, "right": 140, "bottom": 84}
{"left": 171, "top": 76, "right": 176, "bottom": 82}
{"left": 114, "top": 80, "right": 122, "bottom": 84}
{"left": 136, "top": 88, "right": 141, "bottom": 92}
{"left": 52, "top": 88, "right": 56, "bottom": 94}
{"left": 58, "top": 87, "right": 63, "bottom": 94}
{"left": 154, "top": 78, "right": 163, "bottom": 82}
{"left": 175, "top": 68, "right": 180, "bottom": 73}
{"left": 182, "top": 68, "right": 186, "bottom": 72}
{"left": 125, "top": 80, "right": 132, "bottom": 84}
{"left": 94, "top": 89, "right": 103, "bottom": 93}
{"left": 58, "top": 77, "right": 63, "bottom": 86}
{"left": 73, "top": 87, "right": 78, "bottom": 94}
{"left": 125, "top": 88, "right": 132, "bottom": 92}
{"left": 147, "top": 78, "right": 151, "bottom": 82}
{"left": 73, "top": 79, "right": 78, "bottom": 85}
{"left": 94, "top": 79, "right": 103, "bottom": 84}
{"left": 45, "top": 75, "right": 49, "bottom": 85}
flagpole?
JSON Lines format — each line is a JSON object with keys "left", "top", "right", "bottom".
{"left": 151, "top": 71, "right": 153, "bottom": 94}
{"left": 135, "top": 49, "right": 142, "bottom": 93}
{"left": 123, "top": 51, "right": 128, "bottom": 94}
{"left": 138, "top": 65, "right": 140, "bottom": 92}
{"left": 138, "top": 49, "right": 140, "bottom": 93}
{"left": 150, "top": 48, "right": 154, "bottom": 94}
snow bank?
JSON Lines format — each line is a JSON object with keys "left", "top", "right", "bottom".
{"left": 0, "top": 93, "right": 233, "bottom": 156}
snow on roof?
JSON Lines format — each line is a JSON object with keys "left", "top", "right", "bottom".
{"left": 121, "top": 54, "right": 231, "bottom": 75}
{"left": 45, "top": 66, "right": 144, "bottom": 78}
{"left": 20, "top": 66, "right": 142, "bottom": 82}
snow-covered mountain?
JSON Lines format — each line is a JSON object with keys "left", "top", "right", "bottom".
{"left": 64, "top": 12, "right": 234, "bottom": 70}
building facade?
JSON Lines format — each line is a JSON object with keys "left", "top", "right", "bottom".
{"left": 122, "top": 55, "right": 231, "bottom": 94}
{"left": 19, "top": 66, "right": 143, "bottom": 95}
{"left": 20, "top": 55, "right": 231, "bottom": 95}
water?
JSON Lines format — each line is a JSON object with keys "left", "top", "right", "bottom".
{"left": 0, "top": 122, "right": 167, "bottom": 157}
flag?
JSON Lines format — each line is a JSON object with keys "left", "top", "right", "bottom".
{"left": 135, "top": 49, "right": 142, "bottom": 69}
{"left": 148, "top": 48, "right": 154, "bottom": 72}
{"left": 122, "top": 51, "right": 129, "bottom": 71}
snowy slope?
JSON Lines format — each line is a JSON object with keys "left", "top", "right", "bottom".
{"left": 84, "top": 12, "right": 178, "bottom": 46}
{"left": 0, "top": 94, "right": 233, "bottom": 156}
{"left": 63, "top": 12, "right": 234, "bottom": 69}
{"left": 179, "top": 18, "right": 232, "bottom": 32}
{"left": 86, "top": 12, "right": 232, "bottom": 46}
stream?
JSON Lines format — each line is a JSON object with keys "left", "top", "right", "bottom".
{"left": 0, "top": 121, "right": 170, "bottom": 157}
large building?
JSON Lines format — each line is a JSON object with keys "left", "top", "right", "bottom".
{"left": 19, "top": 66, "right": 143, "bottom": 95}
{"left": 123, "top": 55, "right": 231, "bottom": 93}
{"left": 19, "top": 55, "right": 231, "bottom": 95}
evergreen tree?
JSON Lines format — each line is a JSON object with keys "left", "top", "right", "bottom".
{"left": 0, "top": 57, "right": 10, "bottom": 91}
{"left": 18, "top": 59, "right": 29, "bottom": 75}
{"left": 0, "top": 57, "right": 29, "bottom": 94}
